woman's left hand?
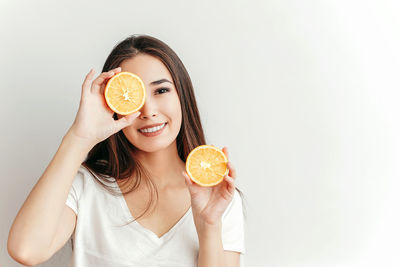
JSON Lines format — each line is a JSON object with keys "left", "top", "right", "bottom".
{"left": 182, "top": 146, "right": 237, "bottom": 229}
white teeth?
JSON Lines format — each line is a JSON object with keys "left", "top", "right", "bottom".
{"left": 139, "top": 123, "right": 166, "bottom": 133}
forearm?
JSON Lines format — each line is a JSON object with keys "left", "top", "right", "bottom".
{"left": 8, "top": 131, "right": 91, "bottom": 260}
{"left": 197, "top": 221, "right": 226, "bottom": 267}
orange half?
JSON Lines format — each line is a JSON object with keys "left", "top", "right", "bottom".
{"left": 185, "top": 145, "right": 229, "bottom": 187}
{"left": 104, "top": 71, "right": 146, "bottom": 115}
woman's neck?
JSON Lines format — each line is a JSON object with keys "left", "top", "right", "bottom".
{"left": 135, "top": 141, "right": 186, "bottom": 190}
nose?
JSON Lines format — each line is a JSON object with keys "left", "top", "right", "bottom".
{"left": 138, "top": 98, "right": 158, "bottom": 120}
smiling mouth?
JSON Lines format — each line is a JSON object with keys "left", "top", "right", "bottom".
{"left": 138, "top": 122, "right": 167, "bottom": 133}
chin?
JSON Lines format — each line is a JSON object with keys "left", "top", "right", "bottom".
{"left": 132, "top": 132, "right": 178, "bottom": 152}
{"left": 133, "top": 140, "right": 174, "bottom": 153}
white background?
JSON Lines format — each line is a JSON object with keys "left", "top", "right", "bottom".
{"left": 1, "top": 0, "right": 400, "bottom": 266}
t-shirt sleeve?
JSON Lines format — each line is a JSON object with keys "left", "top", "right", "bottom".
{"left": 65, "top": 166, "right": 86, "bottom": 215}
{"left": 221, "top": 189, "right": 246, "bottom": 254}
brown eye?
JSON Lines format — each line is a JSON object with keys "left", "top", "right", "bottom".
{"left": 156, "top": 88, "right": 170, "bottom": 94}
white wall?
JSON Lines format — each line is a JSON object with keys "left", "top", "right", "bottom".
{"left": 1, "top": 0, "right": 399, "bottom": 266}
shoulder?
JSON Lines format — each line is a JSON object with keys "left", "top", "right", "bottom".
{"left": 222, "top": 189, "right": 244, "bottom": 220}
{"left": 72, "top": 165, "right": 117, "bottom": 194}
{"left": 75, "top": 165, "right": 105, "bottom": 182}
{"left": 221, "top": 189, "right": 246, "bottom": 252}
{"left": 69, "top": 165, "right": 97, "bottom": 194}
{"left": 77, "top": 164, "right": 93, "bottom": 176}
{"left": 73, "top": 165, "right": 93, "bottom": 183}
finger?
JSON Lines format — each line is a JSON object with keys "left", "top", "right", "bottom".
{"left": 114, "top": 111, "right": 142, "bottom": 131}
{"left": 90, "top": 67, "right": 121, "bottom": 94}
{"left": 182, "top": 171, "right": 194, "bottom": 186}
{"left": 107, "top": 67, "right": 122, "bottom": 76}
{"left": 115, "top": 67, "right": 122, "bottom": 73}
{"left": 222, "top": 146, "right": 229, "bottom": 159}
{"left": 82, "top": 68, "right": 95, "bottom": 95}
{"left": 182, "top": 171, "right": 193, "bottom": 185}
{"left": 224, "top": 175, "right": 236, "bottom": 194}
{"left": 227, "top": 161, "right": 236, "bottom": 179}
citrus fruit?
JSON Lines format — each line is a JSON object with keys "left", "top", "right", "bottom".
{"left": 185, "top": 145, "right": 229, "bottom": 187}
{"left": 104, "top": 71, "right": 146, "bottom": 115}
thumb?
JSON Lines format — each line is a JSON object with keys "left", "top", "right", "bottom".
{"left": 115, "top": 111, "right": 141, "bottom": 131}
{"left": 182, "top": 171, "right": 194, "bottom": 187}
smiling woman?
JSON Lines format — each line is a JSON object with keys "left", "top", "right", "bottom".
{"left": 7, "top": 34, "right": 246, "bottom": 267}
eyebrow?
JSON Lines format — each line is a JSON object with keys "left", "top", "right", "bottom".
{"left": 150, "top": 79, "right": 173, "bottom": 86}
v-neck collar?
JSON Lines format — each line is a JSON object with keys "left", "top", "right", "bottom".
{"left": 115, "top": 181, "right": 192, "bottom": 245}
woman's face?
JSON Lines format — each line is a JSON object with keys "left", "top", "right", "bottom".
{"left": 117, "top": 54, "right": 182, "bottom": 153}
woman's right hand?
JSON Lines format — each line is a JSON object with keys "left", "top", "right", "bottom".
{"left": 66, "top": 67, "right": 141, "bottom": 149}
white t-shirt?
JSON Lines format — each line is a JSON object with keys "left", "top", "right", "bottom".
{"left": 65, "top": 165, "right": 246, "bottom": 267}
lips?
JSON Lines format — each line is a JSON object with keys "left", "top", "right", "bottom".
{"left": 138, "top": 122, "right": 167, "bottom": 137}
{"left": 138, "top": 122, "right": 166, "bottom": 131}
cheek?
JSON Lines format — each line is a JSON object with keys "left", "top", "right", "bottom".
{"left": 161, "top": 93, "right": 181, "bottom": 119}
{"left": 168, "top": 97, "right": 182, "bottom": 124}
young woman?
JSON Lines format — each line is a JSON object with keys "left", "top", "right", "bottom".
{"left": 8, "top": 34, "right": 246, "bottom": 267}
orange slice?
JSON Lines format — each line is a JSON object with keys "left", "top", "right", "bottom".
{"left": 104, "top": 71, "right": 146, "bottom": 115}
{"left": 185, "top": 145, "right": 229, "bottom": 187}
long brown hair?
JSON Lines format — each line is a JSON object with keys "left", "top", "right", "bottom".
{"left": 82, "top": 34, "right": 246, "bottom": 224}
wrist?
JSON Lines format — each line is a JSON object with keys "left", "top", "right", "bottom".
{"left": 195, "top": 219, "right": 222, "bottom": 239}
{"left": 63, "top": 129, "right": 95, "bottom": 154}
